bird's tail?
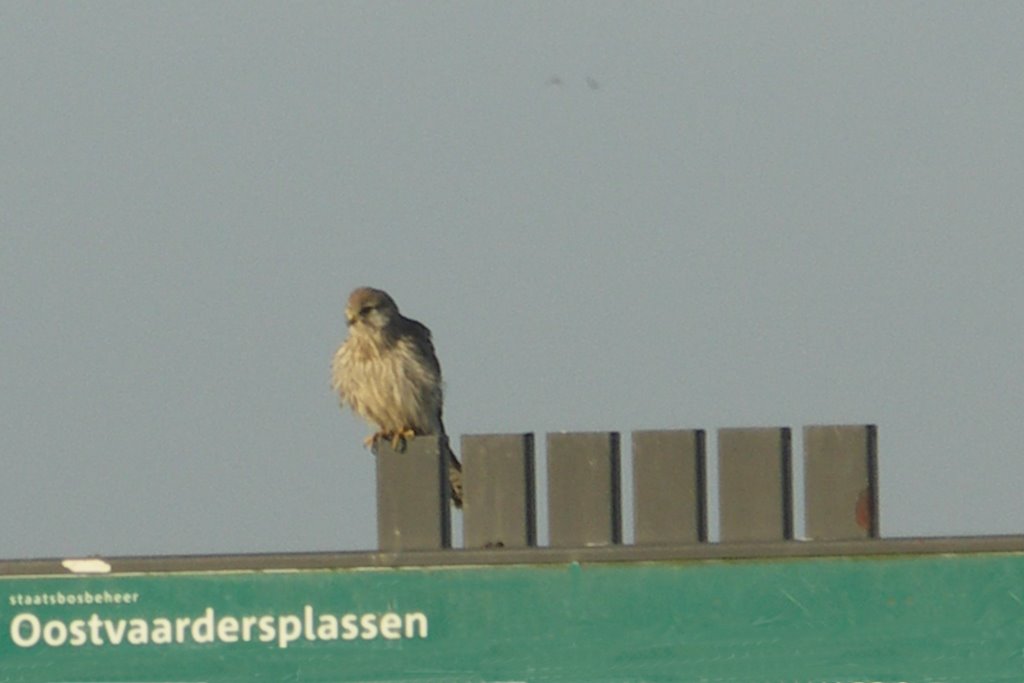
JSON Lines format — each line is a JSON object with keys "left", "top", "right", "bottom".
{"left": 444, "top": 439, "right": 463, "bottom": 508}
{"left": 437, "top": 418, "right": 463, "bottom": 508}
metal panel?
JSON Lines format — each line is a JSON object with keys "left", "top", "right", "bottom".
{"left": 376, "top": 436, "right": 451, "bottom": 551}
{"left": 462, "top": 433, "right": 536, "bottom": 548}
{"left": 804, "top": 424, "right": 878, "bottom": 539}
{"left": 718, "top": 427, "right": 792, "bottom": 542}
{"left": 632, "top": 429, "right": 707, "bottom": 544}
{"left": 547, "top": 432, "right": 621, "bottom": 547}
{"left": 11, "top": 535, "right": 1024, "bottom": 576}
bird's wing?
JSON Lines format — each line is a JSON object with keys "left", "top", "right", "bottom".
{"left": 397, "top": 317, "right": 442, "bottom": 379}
{"left": 395, "top": 315, "right": 447, "bottom": 430}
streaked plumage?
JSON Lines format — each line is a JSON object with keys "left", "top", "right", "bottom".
{"left": 332, "top": 287, "right": 463, "bottom": 507}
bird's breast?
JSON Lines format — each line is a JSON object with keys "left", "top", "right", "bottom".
{"left": 334, "top": 336, "right": 441, "bottom": 434}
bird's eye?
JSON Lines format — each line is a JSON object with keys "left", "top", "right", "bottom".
{"left": 360, "top": 305, "right": 375, "bottom": 316}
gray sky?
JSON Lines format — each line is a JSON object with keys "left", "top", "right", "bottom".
{"left": 3, "top": 2, "right": 1023, "bottom": 559}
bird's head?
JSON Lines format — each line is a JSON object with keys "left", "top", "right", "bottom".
{"left": 345, "top": 287, "right": 399, "bottom": 333}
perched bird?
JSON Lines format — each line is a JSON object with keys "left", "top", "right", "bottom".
{"left": 331, "top": 287, "right": 463, "bottom": 507}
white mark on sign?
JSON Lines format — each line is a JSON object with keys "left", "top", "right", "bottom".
{"left": 60, "top": 558, "right": 111, "bottom": 574}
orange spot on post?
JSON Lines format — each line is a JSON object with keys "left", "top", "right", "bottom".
{"left": 856, "top": 487, "right": 873, "bottom": 532}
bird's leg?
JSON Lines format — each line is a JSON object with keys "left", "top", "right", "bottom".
{"left": 391, "top": 427, "right": 417, "bottom": 452}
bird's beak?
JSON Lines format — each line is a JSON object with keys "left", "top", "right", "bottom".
{"left": 345, "top": 316, "right": 355, "bottom": 327}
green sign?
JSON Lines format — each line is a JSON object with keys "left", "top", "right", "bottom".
{"left": 3, "top": 552, "right": 1024, "bottom": 681}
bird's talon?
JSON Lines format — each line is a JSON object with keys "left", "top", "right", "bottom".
{"left": 390, "top": 428, "right": 417, "bottom": 452}
{"left": 364, "top": 431, "right": 390, "bottom": 452}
